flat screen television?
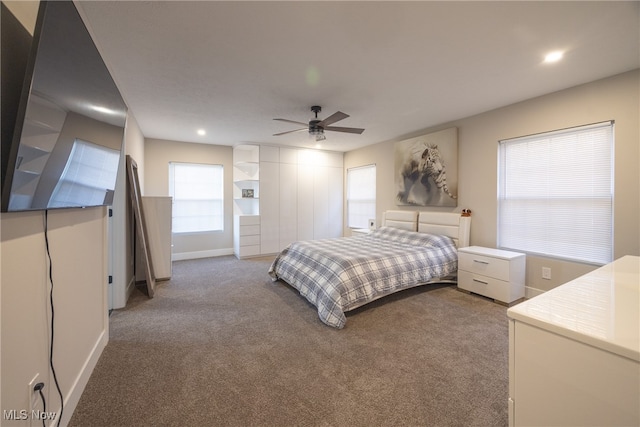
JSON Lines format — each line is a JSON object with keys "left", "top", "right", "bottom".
{"left": 1, "top": 1, "right": 127, "bottom": 212}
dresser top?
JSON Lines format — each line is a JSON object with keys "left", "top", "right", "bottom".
{"left": 458, "top": 245, "right": 525, "bottom": 260}
{"left": 507, "top": 255, "right": 640, "bottom": 361}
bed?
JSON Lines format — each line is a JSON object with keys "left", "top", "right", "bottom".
{"left": 268, "top": 210, "right": 471, "bottom": 328}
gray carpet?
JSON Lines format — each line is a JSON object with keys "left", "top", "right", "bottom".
{"left": 69, "top": 255, "right": 509, "bottom": 427}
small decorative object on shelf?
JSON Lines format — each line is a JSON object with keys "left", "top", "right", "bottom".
{"left": 242, "top": 189, "right": 254, "bottom": 198}
{"left": 461, "top": 208, "right": 472, "bottom": 217}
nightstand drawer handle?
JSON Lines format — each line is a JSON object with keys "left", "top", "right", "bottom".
{"left": 473, "top": 259, "right": 489, "bottom": 265}
{"left": 473, "top": 278, "right": 489, "bottom": 285}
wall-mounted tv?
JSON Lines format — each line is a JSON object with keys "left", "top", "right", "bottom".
{"left": 1, "top": 1, "right": 127, "bottom": 212}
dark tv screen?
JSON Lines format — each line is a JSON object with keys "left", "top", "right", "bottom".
{"left": 1, "top": 1, "right": 127, "bottom": 212}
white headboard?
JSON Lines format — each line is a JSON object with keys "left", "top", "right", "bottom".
{"left": 382, "top": 210, "right": 471, "bottom": 248}
{"left": 418, "top": 211, "right": 471, "bottom": 248}
{"left": 382, "top": 210, "right": 419, "bottom": 231}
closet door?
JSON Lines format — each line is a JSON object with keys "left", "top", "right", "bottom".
{"left": 279, "top": 162, "right": 297, "bottom": 249}
{"left": 297, "top": 150, "right": 315, "bottom": 241}
{"left": 313, "top": 165, "right": 330, "bottom": 239}
{"left": 297, "top": 165, "right": 314, "bottom": 241}
{"left": 328, "top": 166, "right": 343, "bottom": 238}
{"left": 260, "top": 147, "right": 280, "bottom": 255}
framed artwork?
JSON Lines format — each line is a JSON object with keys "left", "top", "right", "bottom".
{"left": 242, "top": 189, "right": 254, "bottom": 198}
{"left": 394, "top": 127, "right": 458, "bottom": 207}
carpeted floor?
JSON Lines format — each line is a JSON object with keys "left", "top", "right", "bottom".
{"left": 69, "top": 255, "right": 509, "bottom": 427}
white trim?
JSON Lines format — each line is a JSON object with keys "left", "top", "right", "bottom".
{"left": 172, "top": 247, "right": 234, "bottom": 261}
{"left": 59, "top": 329, "right": 108, "bottom": 427}
{"left": 525, "top": 286, "right": 546, "bottom": 300}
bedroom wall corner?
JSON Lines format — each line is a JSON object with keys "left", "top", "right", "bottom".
{"left": 344, "top": 69, "right": 640, "bottom": 295}
{"left": 110, "top": 112, "right": 145, "bottom": 309}
{"left": 144, "top": 138, "right": 234, "bottom": 259}
{"left": 1, "top": 4, "right": 121, "bottom": 424}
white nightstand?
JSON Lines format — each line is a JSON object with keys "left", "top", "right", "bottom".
{"left": 457, "top": 246, "right": 525, "bottom": 306}
{"left": 351, "top": 228, "right": 371, "bottom": 235}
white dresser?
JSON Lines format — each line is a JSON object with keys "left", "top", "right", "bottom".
{"left": 507, "top": 255, "right": 640, "bottom": 427}
{"left": 457, "top": 246, "right": 525, "bottom": 305}
{"left": 140, "top": 196, "right": 172, "bottom": 280}
{"left": 233, "top": 215, "right": 260, "bottom": 259}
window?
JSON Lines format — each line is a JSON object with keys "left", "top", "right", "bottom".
{"left": 497, "top": 121, "right": 613, "bottom": 265}
{"left": 169, "top": 162, "right": 224, "bottom": 233}
{"left": 347, "top": 164, "right": 376, "bottom": 229}
{"left": 49, "top": 139, "right": 120, "bottom": 208}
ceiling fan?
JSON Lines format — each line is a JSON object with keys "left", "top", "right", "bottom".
{"left": 273, "top": 106, "right": 365, "bottom": 141}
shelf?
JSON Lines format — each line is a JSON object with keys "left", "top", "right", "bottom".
{"left": 16, "top": 144, "right": 50, "bottom": 173}
{"left": 233, "top": 162, "right": 259, "bottom": 181}
{"left": 233, "top": 145, "right": 259, "bottom": 164}
{"left": 234, "top": 161, "right": 258, "bottom": 167}
{"left": 24, "top": 117, "right": 63, "bottom": 134}
{"left": 233, "top": 145, "right": 260, "bottom": 216}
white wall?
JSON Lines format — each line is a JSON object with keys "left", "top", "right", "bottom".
{"left": 111, "top": 113, "right": 145, "bottom": 309}
{"left": 144, "top": 138, "right": 234, "bottom": 259}
{"left": 1, "top": 208, "right": 110, "bottom": 427}
{"left": 344, "top": 70, "right": 640, "bottom": 296}
{"left": 1, "top": 2, "right": 142, "bottom": 425}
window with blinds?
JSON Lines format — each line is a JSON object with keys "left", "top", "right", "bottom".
{"left": 347, "top": 164, "right": 376, "bottom": 229}
{"left": 169, "top": 162, "right": 224, "bottom": 233}
{"left": 49, "top": 139, "right": 120, "bottom": 208}
{"left": 497, "top": 121, "right": 614, "bottom": 265}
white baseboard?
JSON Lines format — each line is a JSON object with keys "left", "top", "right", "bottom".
{"left": 172, "top": 247, "right": 234, "bottom": 261}
{"left": 126, "top": 275, "right": 136, "bottom": 300}
{"left": 57, "top": 329, "right": 108, "bottom": 427}
{"left": 524, "top": 286, "right": 545, "bottom": 299}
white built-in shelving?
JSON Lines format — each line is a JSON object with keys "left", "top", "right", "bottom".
{"left": 8, "top": 95, "right": 66, "bottom": 210}
{"left": 233, "top": 145, "right": 259, "bottom": 216}
{"left": 233, "top": 145, "right": 260, "bottom": 258}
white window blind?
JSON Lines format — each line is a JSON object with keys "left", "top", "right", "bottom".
{"left": 347, "top": 164, "right": 376, "bottom": 229}
{"left": 49, "top": 139, "right": 120, "bottom": 208}
{"left": 169, "top": 162, "right": 224, "bottom": 233}
{"left": 497, "top": 121, "right": 613, "bottom": 265}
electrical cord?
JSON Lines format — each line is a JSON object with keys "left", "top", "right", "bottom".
{"left": 44, "top": 210, "right": 64, "bottom": 427}
{"left": 34, "top": 382, "right": 46, "bottom": 427}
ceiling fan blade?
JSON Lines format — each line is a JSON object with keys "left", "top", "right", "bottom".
{"left": 273, "top": 128, "right": 307, "bottom": 136}
{"left": 318, "top": 111, "right": 349, "bottom": 127}
{"left": 324, "top": 126, "right": 365, "bottom": 135}
{"left": 273, "top": 118, "right": 309, "bottom": 127}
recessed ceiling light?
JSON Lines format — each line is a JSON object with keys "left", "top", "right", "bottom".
{"left": 544, "top": 50, "right": 564, "bottom": 63}
{"left": 197, "top": 129, "right": 206, "bottom": 136}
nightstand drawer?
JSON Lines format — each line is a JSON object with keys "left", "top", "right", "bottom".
{"left": 459, "top": 251, "right": 511, "bottom": 282}
{"left": 237, "top": 215, "right": 260, "bottom": 226}
{"left": 239, "top": 224, "right": 260, "bottom": 236}
{"left": 458, "top": 270, "right": 520, "bottom": 303}
{"left": 239, "top": 234, "right": 260, "bottom": 246}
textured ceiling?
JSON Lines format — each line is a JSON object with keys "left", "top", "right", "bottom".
{"left": 77, "top": 1, "right": 640, "bottom": 152}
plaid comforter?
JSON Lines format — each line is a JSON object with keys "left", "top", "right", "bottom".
{"left": 268, "top": 226, "right": 458, "bottom": 329}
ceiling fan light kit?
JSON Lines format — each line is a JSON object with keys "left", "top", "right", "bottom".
{"left": 274, "top": 105, "right": 364, "bottom": 141}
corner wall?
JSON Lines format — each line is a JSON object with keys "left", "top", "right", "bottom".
{"left": 1, "top": 2, "right": 133, "bottom": 425}
{"left": 1, "top": 208, "right": 109, "bottom": 427}
{"left": 144, "top": 138, "right": 234, "bottom": 259}
{"left": 344, "top": 70, "right": 639, "bottom": 295}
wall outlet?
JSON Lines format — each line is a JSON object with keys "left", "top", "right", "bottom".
{"left": 542, "top": 267, "right": 552, "bottom": 280}
{"left": 28, "top": 372, "right": 42, "bottom": 426}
